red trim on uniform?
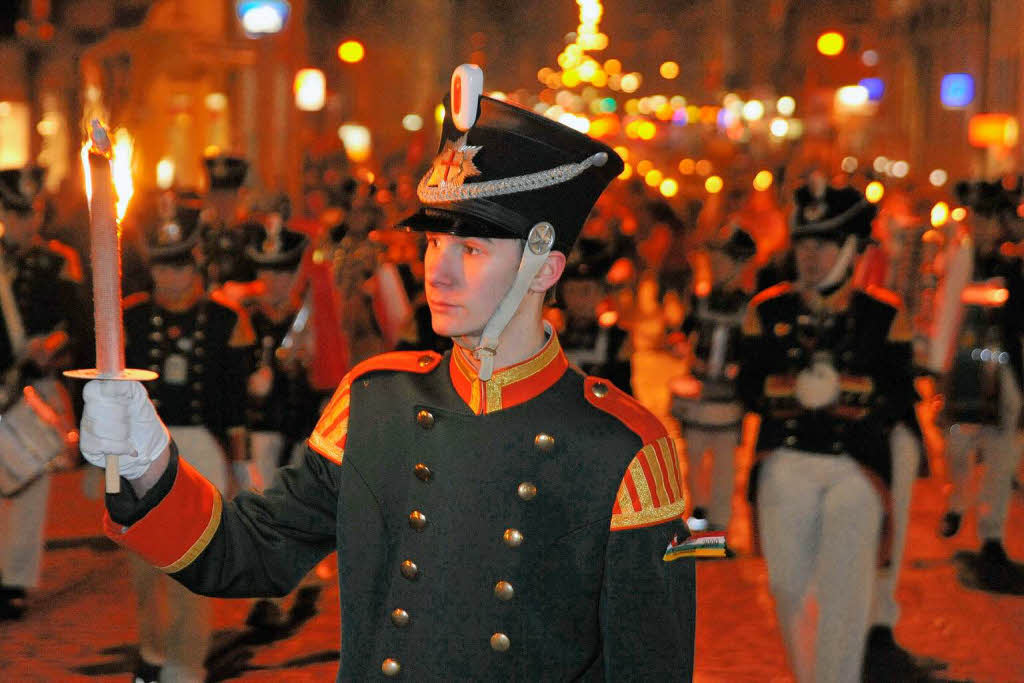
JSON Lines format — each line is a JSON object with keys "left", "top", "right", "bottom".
{"left": 102, "top": 458, "right": 220, "bottom": 570}
{"left": 122, "top": 291, "right": 151, "bottom": 309}
{"left": 749, "top": 281, "right": 792, "bottom": 307}
{"left": 623, "top": 471, "right": 643, "bottom": 512}
{"left": 351, "top": 350, "right": 442, "bottom": 377}
{"left": 863, "top": 284, "right": 903, "bottom": 309}
{"left": 652, "top": 442, "right": 677, "bottom": 504}
{"left": 583, "top": 376, "right": 668, "bottom": 445}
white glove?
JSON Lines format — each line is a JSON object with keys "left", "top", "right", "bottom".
{"left": 79, "top": 380, "right": 170, "bottom": 480}
{"left": 794, "top": 361, "right": 841, "bottom": 410}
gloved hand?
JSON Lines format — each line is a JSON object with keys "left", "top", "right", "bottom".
{"left": 794, "top": 361, "right": 841, "bottom": 410}
{"left": 79, "top": 380, "right": 170, "bottom": 480}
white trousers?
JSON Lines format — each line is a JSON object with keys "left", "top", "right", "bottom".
{"left": 871, "top": 422, "right": 919, "bottom": 627}
{"left": 133, "top": 426, "right": 227, "bottom": 682}
{"left": 683, "top": 425, "right": 739, "bottom": 528}
{"left": 944, "top": 365, "right": 1023, "bottom": 541}
{"left": 758, "top": 449, "right": 883, "bottom": 683}
{"left": 0, "top": 471, "right": 50, "bottom": 588}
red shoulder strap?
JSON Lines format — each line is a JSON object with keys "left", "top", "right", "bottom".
{"left": 749, "top": 281, "right": 792, "bottom": 307}
{"left": 584, "top": 376, "right": 667, "bottom": 445}
{"left": 862, "top": 284, "right": 903, "bottom": 309}
{"left": 349, "top": 350, "right": 442, "bottom": 381}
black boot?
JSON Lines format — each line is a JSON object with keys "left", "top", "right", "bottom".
{"left": 862, "top": 625, "right": 946, "bottom": 682}
{"left": 938, "top": 511, "right": 961, "bottom": 538}
{"left": 0, "top": 585, "right": 26, "bottom": 621}
{"left": 132, "top": 658, "right": 162, "bottom": 683}
{"left": 288, "top": 585, "right": 323, "bottom": 626}
{"left": 975, "top": 539, "right": 1024, "bottom": 595}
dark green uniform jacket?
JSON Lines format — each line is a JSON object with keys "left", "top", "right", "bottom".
{"left": 105, "top": 332, "right": 696, "bottom": 681}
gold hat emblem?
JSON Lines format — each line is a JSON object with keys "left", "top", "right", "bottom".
{"left": 426, "top": 135, "right": 481, "bottom": 188}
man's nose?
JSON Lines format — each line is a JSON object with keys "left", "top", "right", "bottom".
{"left": 426, "top": 244, "right": 457, "bottom": 288}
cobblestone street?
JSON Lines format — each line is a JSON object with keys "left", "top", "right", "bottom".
{"left": 1, "top": 438, "right": 1022, "bottom": 681}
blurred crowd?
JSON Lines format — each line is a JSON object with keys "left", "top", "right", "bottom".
{"left": 1, "top": 139, "right": 1023, "bottom": 682}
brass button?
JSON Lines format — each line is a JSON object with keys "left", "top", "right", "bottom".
{"left": 418, "top": 354, "right": 433, "bottom": 368}
{"left": 503, "top": 528, "right": 524, "bottom": 548}
{"left": 494, "top": 580, "right": 515, "bottom": 601}
{"left": 833, "top": 441, "right": 843, "bottom": 451}
{"left": 416, "top": 409, "right": 435, "bottom": 429}
{"left": 151, "top": 315, "right": 163, "bottom": 326}
{"left": 490, "top": 632, "right": 511, "bottom": 652}
{"left": 382, "top": 658, "right": 401, "bottom": 676}
{"left": 784, "top": 435, "right": 797, "bottom": 446}
{"left": 591, "top": 381, "right": 608, "bottom": 398}
{"left": 400, "top": 560, "right": 418, "bottom": 580}
{"left": 408, "top": 510, "right": 427, "bottom": 530}
{"left": 391, "top": 608, "right": 410, "bottom": 627}
{"left": 784, "top": 419, "right": 797, "bottom": 429}
{"left": 414, "top": 463, "right": 432, "bottom": 482}
{"left": 533, "top": 433, "right": 555, "bottom": 452}
{"left": 517, "top": 482, "right": 537, "bottom": 501}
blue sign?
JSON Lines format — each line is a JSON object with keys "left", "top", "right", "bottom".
{"left": 859, "top": 77, "right": 885, "bottom": 102}
{"left": 941, "top": 73, "right": 975, "bottom": 108}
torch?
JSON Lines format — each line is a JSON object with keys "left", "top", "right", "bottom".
{"left": 65, "top": 120, "right": 157, "bottom": 494}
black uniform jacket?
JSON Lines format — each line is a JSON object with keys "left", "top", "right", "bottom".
{"left": 737, "top": 280, "right": 916, "bottom": 484}
{"left": 123, "top": 282, "right": 254, "bottom": 436}
{"left": 104, "top": 332, "right": 697, "bottom": 681}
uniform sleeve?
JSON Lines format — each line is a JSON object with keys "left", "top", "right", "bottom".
{"left": 737, "top": 301, "right": 770, "bottom": 415}
{"left": 222, "top": 307, "right": 257, "bottom": 431}
{"left": 601, "top": 436, "right": 696, "bottom": 679}
{"left": 104, "top": 444, "right": 340, "bottom": 598}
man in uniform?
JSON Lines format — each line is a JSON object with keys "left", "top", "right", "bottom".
{"left": 78, "top": 65, "right": 696, "bottom": 680}
{"left": 120, "top": 200, "right": 255, "bottom": 681}
{"left": 738, "top": 182, "right": 916, "bottom": 682}
{"left": 243, "top": 221, "right": 324, "bottom": 633}
{"left": 200, "top": 153, "right": 261, "bottom": 289}
{"left": 672, "top": 226, "right": 755, "bottom": 533}
{"left": 937, "top": 179, "right": 1024, "bottom": 594}
{"left": 0, "top": 167, "right": 84, "bottom": 620}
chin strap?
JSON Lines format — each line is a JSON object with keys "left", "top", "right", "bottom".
{"left": 815, "top": 235, "right": 857, "bottom": 293}
{"left": 468, "top": 222, "right": 556, "bottom": 381}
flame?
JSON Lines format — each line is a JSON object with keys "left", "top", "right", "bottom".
{"left": 80, "top": 127, "right": 134, "bottom": 223}
{"left": 80, "top": 143, "right": 92, "bottom": 202}
{"left": 111, "top": 128, "right": 134, "bottom": 222}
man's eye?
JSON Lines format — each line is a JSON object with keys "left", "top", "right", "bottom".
{"left": 464, "top": 245, "right": 482, "bottom": 255}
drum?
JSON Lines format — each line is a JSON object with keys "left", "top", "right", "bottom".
{"left": 0, "top": 378, "right": 75, "bottom": 497}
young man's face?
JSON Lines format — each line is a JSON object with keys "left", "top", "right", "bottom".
{"left": 257, "top": 268, "right": 297, "bottom": 306}
{"left": 0, "top": 207, "right": 40, "bottom": 248}
{"left": 793, "top": 236, "right": 842, "bottom": 289}
{"left": 424, "top": 232, "right": 522, "bottom": 339}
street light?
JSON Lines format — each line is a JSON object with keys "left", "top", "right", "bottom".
{"left": 338, "top": 40, "right": 365, "bottom": 64}
{"left": 236, "top": 0, "right": 290, "bottom": 37}
{"left": 816, "top": 31, "right": 845, "bottom": 57}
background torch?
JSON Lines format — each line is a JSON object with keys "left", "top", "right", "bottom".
{"left": 65, "top": 120, "right": 157, "bottom": 494}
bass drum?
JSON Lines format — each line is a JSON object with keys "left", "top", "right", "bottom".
{"left": 0, "top": 378, "right": 76, "bottom": 497}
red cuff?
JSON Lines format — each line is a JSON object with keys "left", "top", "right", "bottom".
{"left": 103, "top": 458, "right": 222, "bottom": 573}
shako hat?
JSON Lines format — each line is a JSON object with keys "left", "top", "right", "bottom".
{"left": 146, "top": 202, "right": 202, "bottom": 265}
{"left": 791, "top": 183, "right": 876, "bottom": 243}
{"left": 400, "top": 65, "right": 624, "bottom": 380}
{"left": 247, "top": 225, "right": 309, "bottom": 271}
{"left": 0, "top": 166, "right": 45, "bottom": 214}
{"left": 203, "top": 154, "right": 249, "bottom": 191}
{"left": 401, "top": 70, "right": 623, "bottom": 254}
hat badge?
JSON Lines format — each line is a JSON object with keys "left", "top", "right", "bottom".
{"left": 263, "top": 224, "right": 282, "bottom": 255}
{"left": 18, "top": 170, "right": 38, "bottom": 200}
{"left": 212, "top": 157, "right": 228, "bottom": 179}
{"left": 426, "top": 135, "right": 482, "bottom": 188}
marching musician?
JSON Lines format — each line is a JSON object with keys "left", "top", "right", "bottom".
{"left": 672, "top": 226, "right": 756, "bottom": 533}
{"left": 78, "top": 64, "right": 697, "bottom": 680}
{"left": 199, "top": 153, "right": 262, "bottom": 289}
{"left": 120, "top": 199, "right": 255, "bottom": 682}
{"left": 242, "top": 222, "right": 323, "bottom": 634}
{"left": 738, "top": 179, "right": 917, "bottom": 682}
{"left": 0, "top": 167, "right": 84, "bottom": 621}
{"left": 935, "top": 179, "right": 1024, "bottom": 594}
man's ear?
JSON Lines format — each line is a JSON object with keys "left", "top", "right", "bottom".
{"left": 530, "top": 250, "right": 566, "bottom": 293}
